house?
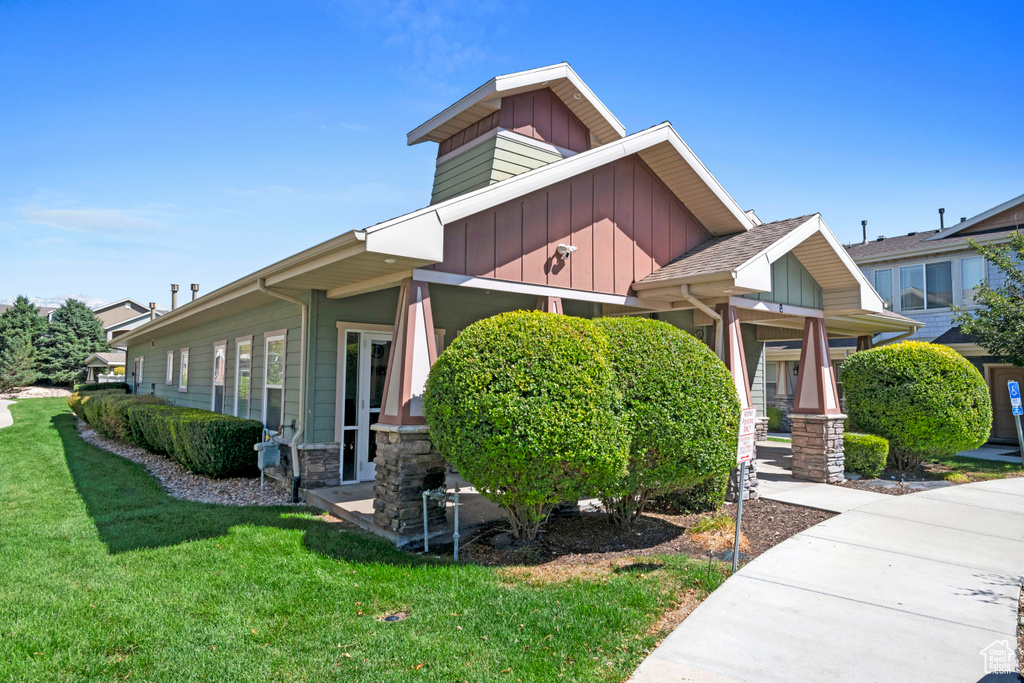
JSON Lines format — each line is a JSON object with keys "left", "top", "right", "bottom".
{"left": 114, "top": 63, "right": 916, "bottom": 543}
{"left": 92, "top": 299, "right": 165, "bottom": 346}
{"left": 767, "top": 192, "right": 1023, "bottom": 441}
{"left": 82, "top": 351, "right": 126, "bottom": 382}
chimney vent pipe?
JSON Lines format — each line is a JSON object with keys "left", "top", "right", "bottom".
{"left": 861, "top": 220, "right": 868, "bottom": 245}
{"left": 961, "top": 217, "right": 967, "bottom": 223}
{"left": 149, "top": 302, "right": 157, "bottom": 321}
{"left": 939, "top": 207, "right": 945, "bottom": 231}
{"left": 190, "top": 284, "right": 199, "bottom": 301}
{"left": 170, "top": 284, "right": 179, "bottom": 310}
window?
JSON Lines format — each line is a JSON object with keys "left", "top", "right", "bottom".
{"left": 134, "top": 357, "right": 144, "bottom": 394}
{"left": 873, "top": 269, "right": 893, "bottom": 310}
{"left": 179, "top": 348, "right": 189, "bottom": 392}
{"left": 899, "top": 261, "right": 952, "bottom": 311}
{"left": 166, "top": 350, "right": 174, "bottom": 385}
{"left": 962, "top": 256, "right": 985, "bottom": 304}
{"left": 263, "top": 332, "right": 286, "bottom": 432}
{"left": 211, "top": 342, "right": 227, "bottom": 413}
{"left": 235, "top": 337, "right": 252, "bottom": 419}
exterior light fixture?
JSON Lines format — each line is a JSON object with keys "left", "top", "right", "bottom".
{"left": 793, "top": 364, "right": 799, "bottom": 376}
{"left": 555, "top": 244, "right": 577, "bottom": 259}
{"left": 383, "top": 258, "right": 397, "bottom": 264}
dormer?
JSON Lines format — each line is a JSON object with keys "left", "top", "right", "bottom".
{"left": 407, "top": 63, "right": 625, "bottom": 205}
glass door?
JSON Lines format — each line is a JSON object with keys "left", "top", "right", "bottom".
{"left": 339, "top": 330, "right": 392, "bottom": 483}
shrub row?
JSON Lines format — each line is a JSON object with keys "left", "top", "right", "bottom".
{"left": 69, "top": 390, "right": 264, "bottom": 478}
{"left": 75, "top": 382, "right": 129, "bottom": 394}
{"left": 844, "top": 433, "right": 889, "bottom": 479}
{"left": 766, "top": 406, "right": 783, "bottom": 432}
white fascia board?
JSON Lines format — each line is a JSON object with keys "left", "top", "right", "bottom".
{"left": 924, "top": 192, "right": 1024, "bottom": 240}
{"left": 407, "top": 63, "right": 625, "bottom": 146}
{"left": 732, "top": 255, "right": 772, "bottom": 292}
{"left": 364, "top": 211, "right": 445, "bottom": 262}
{"left": 412, "top": 268, "right": 648, "bottom": 307}
{"left": 93, "top": 298, "right": 145, "bottom": 313}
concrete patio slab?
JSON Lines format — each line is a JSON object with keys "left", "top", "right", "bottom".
{"left": 0, "top": 400, "right": 14, "bottom": 429}
{"left": 959, "top": 444, "right": 1022, "bottom": 463}
{"left": 757, "top": 478, "right": 889, "bottom": 512}
{"left": 631, "top": 478, "right": 1024, "bottom": 682}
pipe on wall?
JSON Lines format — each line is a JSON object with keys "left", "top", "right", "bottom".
{"left": 257, "top": 278, "right": 308, "bottom": 503}
{"left": 678, "top": 284, "right": 724, "bottom": 358}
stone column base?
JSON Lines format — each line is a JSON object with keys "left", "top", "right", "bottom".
{"left": 273, "top": 440, "right": 341, "bottom": 489}
{"left": 370, "top": 424, "right": 447, "bottom": 537}
{"left": 725, "top": 457, "right": 758, "bottom": 502}
{"left": 790, "top": 414, "right": 846, "bottom": 483}
{"left": 755, "top": 416, "right": 769, "bottom": 443}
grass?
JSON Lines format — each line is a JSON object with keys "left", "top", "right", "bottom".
{"left": 0, "top": 398, "right": 727, "bottom": 682}
{"left": 924, "top": 454, "right": 1024, "bottom": 482}
{"left": 766, "top": 436, "right": 791, "bottom": 443}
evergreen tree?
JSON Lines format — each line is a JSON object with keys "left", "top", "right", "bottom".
{"left": 37, "top": 299, "right": 108, "bottom": 385}
{"left": 0, "top": 335, "right": 39, "bottom": 391}
{"left": 953, "top": 233, "right": 1024, "bottom": 367}
{"left": 0, "top": 295, "right": 47, "bottom": 350}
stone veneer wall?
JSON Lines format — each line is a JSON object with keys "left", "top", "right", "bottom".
{"left": 273, "top": 440, "right": 341, "bottom": 490}
{"left": 790, "top": 414, "right": 846, "bottom": 483}
{"left": 370, "top": 424, "right": 447, "bottom": 539}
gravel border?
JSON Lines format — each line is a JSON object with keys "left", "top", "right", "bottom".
{"left": 74, "top": 417, "right": 297, "bottom": 507}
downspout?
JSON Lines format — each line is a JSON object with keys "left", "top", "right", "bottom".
{"left": 875, "top": 326, "right": 920, "bottom": 347}
{"left": 679, "top": 284, "right": 724, "bottom": 357}
{"left": 257, "top": 277, "right": 307, "bottom": 503}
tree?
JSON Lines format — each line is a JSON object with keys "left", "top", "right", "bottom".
{"left": 0, "top": 335, "right": 38, "bottom": 391}
{"left": 842, "top": 341, "right": 990, "bottom": 470}
{"left": 423, "top": 311, "right": 628, "bottom": 541}
{"left": 0, "top": 295, "right": 47, "bottom": 349}
{"left": 37, "top": 299, "right": 108, "bottom": 386}
{"left": 953, "top": 233, "right": 1024, "bottom": 366}
{"left": 592, "top": 317, "right": 740, "bottom": 528}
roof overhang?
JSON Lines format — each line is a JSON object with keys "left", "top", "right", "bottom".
{"left": 407, "top": 63, "right": 625, "bottom": 147}
{"left": 83, "top": 353, "right": 126, "bottom": 367}
{"left": 634, "top": 214, "right": 884, "bottom": 314}
{"left": 925, "top": 192, "right": 1024, "bottom": 241}
{"left": 852, "top": 229, "right": 1018, "bottom": 265}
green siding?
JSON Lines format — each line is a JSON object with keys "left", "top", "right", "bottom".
{"left": 431, "top": 134, "right": 565, "bottom": 204}
{"left": 744, "top": 252, "right": 823, "bottom": 309}
{"left": 124, "top": 297, "right": 306, "bottom": 434}
{"left": 743, "top": 323, "right": 767, "bottom": 417}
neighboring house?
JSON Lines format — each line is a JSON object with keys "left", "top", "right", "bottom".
{"left": 82, "top": 351, "right": 126, "bottom": 382}
{"left": 114, "top": 63, "right": 916, "bottom": 541}
{"left": 0, "top": 304, "right": 56, "bottom": 319}
{"left": 767, "top": 192, "right": 1024, "bottom": 441}
{"left": 92, "top": 299, "right": 165, "bottom": 346}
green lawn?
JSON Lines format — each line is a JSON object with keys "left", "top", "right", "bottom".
{"left": 0, "top": 398, "right": 724, "bottom": 682}
{"left": 925, "top": 454, "right": 1024, "bottom": 481}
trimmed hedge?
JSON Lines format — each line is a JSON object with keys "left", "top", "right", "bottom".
{"left": 844, "top": 433, "right": 889, "bottom": 478}
{"left": 649, "top": 472, "right": 729, "bottom": 515}
{"left": 591, "top": 316, "right": 739, "bottom": 526}
{"left": 842, "top": 341, "right": 991, "bottom": 470}
{"left": 70, "top": 391, "right": 263, "bottom": 478}
{"left": 766, "top": 406, "right": 783, "bottom": 432}
{"left": 423, "top": 310, "right": 629, "bottom": 540}
{"left": 75, "top": 382, "right": 129, "bottom": 394}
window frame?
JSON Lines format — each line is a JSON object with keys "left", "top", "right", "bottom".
{"left": 872, "top": 268, "right": 893, "bottom": 310}
{"left": 165, "top": 350, "right": 174, "bottom": 385}
{"left": 262, "top": 330, "right": 287, "bottom": 431}
{"left": 961, "top": 255, "right": 986, "bottom": 307}
{"left": 211, "top": 341, "right": 227, "bottom": 412}
{"left": 898, "top": 259, "right": 953, "bottom": 312}
{"left": 234, "top": 335, "right": 253, "bottom": 419}
{"left": 178, "top": 347, "right": 190, "bottom": 393}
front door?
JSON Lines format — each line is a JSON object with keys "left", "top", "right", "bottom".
{"left": 990, "top": 366, "right": 1024, "bottom": 442}
{"left": 339, "top": 330, "right": 392, "bottom": 483}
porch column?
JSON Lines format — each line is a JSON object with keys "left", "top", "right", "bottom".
{"left": 536, "top": 296, "right": 564, "bottom": 314}
{"left": 790, "top": 317, "right": 846, "bottom": 483}
{"left": 371, "top": 279, "right": 447, "bottom": 544}
{"left": 770, "top": 360, "right": 794, "bottom": 432}
{"left": 856, "top": 335, "right": 873, "bottom": 352}
{"left": 715, "top": 304, "right": 758, "bottom": 502}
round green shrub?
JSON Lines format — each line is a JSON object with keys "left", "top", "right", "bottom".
{"left": 423, "top": 310, "right": 629, "bottom": 540}
{"left": 591, "top": 317, "right": 739, "bottom": 526}
{"left": 842, "top": 341, "right": 991, "bottom": 469}
{"left": 766, "top": 406, "right": 783, "bottom": 432}
{"left": 649, "top": 472, "right": 729, "bottom": 515}
{"left": 844, "top": 432, "right": 889, "bottom": 478}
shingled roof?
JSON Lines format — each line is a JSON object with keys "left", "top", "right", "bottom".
{"left": 846, "top": 224, "right": 1021, "bottom": 260}
{"left": 638, "top": 214, "right": 816, "bottom": 284}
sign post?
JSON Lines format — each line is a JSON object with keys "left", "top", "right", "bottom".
{"left": 732, "top": 407, "right": 758, "bottom": 573}
{"left": 1008, "top": 381, "right": 1024, "bottom": 467}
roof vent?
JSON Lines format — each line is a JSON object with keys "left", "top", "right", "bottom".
{"left": 908, "top": 231, "right": 917, "bottom": 236}
{"left": 876, "top": 235, "right": 886, "bottom": 241}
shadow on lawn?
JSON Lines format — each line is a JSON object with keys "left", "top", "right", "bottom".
{"left": 52, "top": 413, "right": 430, "bottom": 567}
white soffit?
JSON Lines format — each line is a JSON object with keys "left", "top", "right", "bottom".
{"left": 407, "top": 63, "right": 626, "bottom": 147}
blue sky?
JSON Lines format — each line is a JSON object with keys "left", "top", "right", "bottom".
{"left": 2, "top": 0, "right": 1022, "bottom": 307}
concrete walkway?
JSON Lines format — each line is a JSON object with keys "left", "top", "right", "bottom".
{"left": 754, "top": 442, "right": 889, "bottom": 513}
{"left": 0, "top": 399, "right": 14, "bottom": 429}
{"left": 631, "top": 477, "right": 1024, "bottom": 682}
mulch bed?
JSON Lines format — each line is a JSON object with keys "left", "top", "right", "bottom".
{"left": 457, "top": 499, "right": 835, "bottom": 569}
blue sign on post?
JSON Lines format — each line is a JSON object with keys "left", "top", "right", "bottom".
{"left": 1010, "top": 381, "right": 1023, "bottom": 416}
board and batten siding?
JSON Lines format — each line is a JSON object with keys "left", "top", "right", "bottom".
{"left": 427, "top": 154, "right": 711, "bottom": 296}
{"left": 499, "top": 88, "right": 591, "bottom": 154}
{"left": 125, "top": 298, "right": 304, "bottom": 432}
{"left": 431, "top": 134, "right": 565, "bottom": 205}
{"left": 744, "top": 252, "right": 823, "bottom": 309}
